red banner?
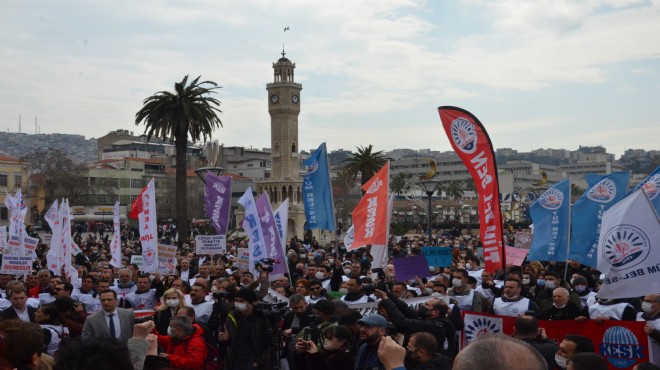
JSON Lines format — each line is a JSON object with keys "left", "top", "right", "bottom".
{"left": 352, "top": 162, "right": 390, "bottom": 249}
{"left": 461, "top": 312, "right": 653, "bottom": 370}
{"left": 439, "top": 107, "right": 504, "bottom": 271}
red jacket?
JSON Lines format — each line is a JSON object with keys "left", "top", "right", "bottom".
{"left": 157, "top": 324, "right": 208, "bottom": 370}
{"left": 29, "top": 285, "right": 51, "bottom": 298}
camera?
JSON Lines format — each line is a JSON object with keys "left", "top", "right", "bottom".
{"left": 254, "top": 258, "right": 275, "bottom": 273}
{"left": 362, "top": 281, "right": 389, "bottom": 295}
{"left": 254, "top": 301, "right": 288, "bottom": 324}
{"left": 213, "top": 289, "right": 234, "bottom": 301}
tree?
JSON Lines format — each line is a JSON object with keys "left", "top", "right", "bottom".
{"left": 341, "top": 145, "right": 387, "bottom": 194}
{"left": 391, "top": 172, "right": 412, "bottom": 196}
{"left": 443, "top": 180, "right": 464, "bottom": 200}
{"left": 22, "top": 148, "right": 113, "bottom": 212}
{"left": 571, "top": 183, "right": 585, "bottom": 197}
{"left": 135, "top": 75, "right": 222, "bottom": 245}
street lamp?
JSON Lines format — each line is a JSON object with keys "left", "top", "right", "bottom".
{"left": 419, "top": 179, "right": 441, "bottom": 243}
{"left": 194, "top": 166, "right": 224, "bottom": 184}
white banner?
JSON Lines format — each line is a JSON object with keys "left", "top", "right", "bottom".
{"left": 238, "top": 188, "right": 266, "bottom": 276}
{"left": 138, "top": 180, "right": 159, "bottom": 273}
{"left": 274, "top": 199, "right": 289, "bottom": 246}
{"left": 344, "top": 225, "right": 355, "bottom": 250}
{"left": 234, "top": 248, "right": 250, "bottom": 269}
{"left": 0, "top": 227, "right": 6, "bottom": 253}
{"left": 195, "top": 235, "right": 227, "bottom": 255}
{"left": 597, "top": 190, "right": 660, "bottom": 299}
{"left": 158, "top": 244, "right": 178, "bottom": 275}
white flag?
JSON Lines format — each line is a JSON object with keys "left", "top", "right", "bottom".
{"left": 138, "top": 180, "right": 158, "bottom": 273}
{"left": 274, "top": 199, "right": 289, "bottom": 246}
{"left": 238, "top": 188, "right": 266, "bottom": 276}
{"left": 344, "top": 225, "right": 355, "bottom": 250}
{"left": 62, "top": 199, "right": 73, "bottom": 272}
{"left": 45, "top": 200, "right": 63, "bottom": 274}
{"left": 597, "top": 190, "right": 660, "bottom": 299}
{"left": 110, "top": 201, "right": 122, "bottom": 267}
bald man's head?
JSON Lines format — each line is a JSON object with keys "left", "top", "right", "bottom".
{"left": 454, "top": 334, "right": 547, "bottom": 370}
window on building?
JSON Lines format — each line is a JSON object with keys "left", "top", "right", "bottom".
{"left": 0, "top": 174, "right": 7, "bottom": 187}
{"left": 14, "top": 174, "right": 21, "bottom": 188}
{"left": 111, "top": 178, "right": 119, "bottom": 188}
{"left": 131, "top": 179, "right": 142, "bottom": 188}
{"left": 99, "top": 195, "right": 109, "bottom": 204}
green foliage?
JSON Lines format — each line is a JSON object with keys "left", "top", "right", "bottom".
{"left": 341, "top": 145, "right": 387, "bottom": 194}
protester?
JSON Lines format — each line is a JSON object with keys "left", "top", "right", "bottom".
{"left": 155, "top": 315, "right": 208, "bottom": 370}
{"left": 567, "top": 352, "right": 608, "bottom": 370}
{"left": 513, "top": 315, "right": 559, "bottom": 369}
{"left": 354, "top": 314, "right": 388, "bottom": 370}
{"left": 0, "top": 286, "right": 36, "bottom": 322}
{"left": 453, "top": 334, "right": 547, "bottom": 370}
{"left": 555, "top": 334, "right": 595, "bottom": 369}
{"left": 294, "top": 325, "right": 354, "bottom": 370}
{"left": 81, "top": 289, "right": 135, "bottom": 342}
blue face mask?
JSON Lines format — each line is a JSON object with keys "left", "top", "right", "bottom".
{"left": 537, "top": 279, "right": 546, "bottom": 286}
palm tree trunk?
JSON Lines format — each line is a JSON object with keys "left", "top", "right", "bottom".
{"left": 175, "top": 131, "right": 189, "bottom": 246}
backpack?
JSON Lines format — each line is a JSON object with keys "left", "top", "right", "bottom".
{"left": 185, "top": 336, "right": 222, "bottom": 370}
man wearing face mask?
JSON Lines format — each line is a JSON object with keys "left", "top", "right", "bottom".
{"left": 376, "top": 290, "right": 455, "bottom": 359}
{"left": 315, "top": 265, "right": 332, "bottom": 291}
{"left": 639, "top": 294, "right": 660, "bottom": 361}
{"left": 571, "top": 276, "right": 597, "bottom": 309}
{"left": 156, "top": 315, "right": 208, "bottom": 370}
{"left": 534, "top": 272, "right": 581, "bottom": 313}
{"left": 406, "top": 332, "right": 451, "bottom": 370}
{"left": 465, "top": 256, "right": 484, "bottom": 285}
{"left": 448, "top": 269, "right": 484, "bottom": 312}
{"left": 554, "top": 335, "right": 595, "bottom": 369}
{"left": 492, "top": 278, "right": 540, "bottom": 317}
{"left": 219, "top": 287, "right": 269, "bottom": 370}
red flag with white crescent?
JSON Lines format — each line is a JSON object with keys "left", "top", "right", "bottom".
{"left": 438, "top": 107, "right": 505, "bottom": 271}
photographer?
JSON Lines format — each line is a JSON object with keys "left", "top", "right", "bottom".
{"left": 297, "top": 300, "right": 337, "bottom": 353}
{"left": 219, "top": 287, "right": 270, "bottom": 369}
{"left": 282, "top": 294, "right": 316, "bottom": 368}
{"left": 294, "top": 324, "right": 355, "bottom": 370}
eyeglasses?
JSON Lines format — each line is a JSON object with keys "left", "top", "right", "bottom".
{"left": 53, "top": 288, "right": 65, "bottom": 292}
{"left": 310, "top": 287, "right": 321, "bottom": 291}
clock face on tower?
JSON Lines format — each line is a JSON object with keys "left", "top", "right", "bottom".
{"left": 271, "top": 94, "right": 279, "bottom": 103}
{"left": 292, "top": 95, "right": 299, "bottom": 104}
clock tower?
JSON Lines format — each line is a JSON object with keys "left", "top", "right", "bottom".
{"left": 257, "top": 49, "right": 306, "bottom": 240}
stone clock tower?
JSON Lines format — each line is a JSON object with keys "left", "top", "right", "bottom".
{"left": 256, "top": 49, "right": 306, "bottom": 240}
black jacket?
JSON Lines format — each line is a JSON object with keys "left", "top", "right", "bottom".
{"left": 381, "top": 299, "right": 449, "bottom": 357}
{"left": 0, "top": 306, "right": 36, "bottom": 322}
{"left": 409, "top": 354, "right": 452, "bottom": 370}
{"left": 538, "top": 301, "right": 584, "bottom": 321}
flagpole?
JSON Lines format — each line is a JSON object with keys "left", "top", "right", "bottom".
{"left": 563, "top": 178, "right": 572, "bottom": 282}
{"left": 325, "top": 143, "right": 340, "bottom": 262}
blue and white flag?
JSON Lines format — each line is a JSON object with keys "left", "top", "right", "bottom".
{"left": 302, "top": 143, "right": 336, "bottom": 231}
{"left": 628, "top": 165, "right": 660, "bottom": 217}
{"left": 528, "top": 178, "right": 571, "bottom": 262}
{"left": 596, "top": 190, "right": 660, "bottom": 299}
{"left": 238, "top": 187, "right": 267, "bottom": 276}
{"left": 569, "top": 172, "right": 629, "bottom": 267}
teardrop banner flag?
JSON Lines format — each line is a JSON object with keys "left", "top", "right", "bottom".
{"left": 438, "top": 106, "right": 505, "bottom": 271}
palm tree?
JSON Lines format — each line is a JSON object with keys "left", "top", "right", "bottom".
{"left": 135, "top": 75, "right": 222, "bottom": 245}
{"left": 391, "top": 172, "right": 412, "bottom": 196}
{"left": 341, "top": 145, "right": 387, "bottom": 194}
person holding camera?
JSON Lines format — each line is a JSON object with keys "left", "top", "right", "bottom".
{"left": 340, "top": 278, "right": 375, "bottom": 304}
{"left": 294, "top": 324, "right": 355, "bottom": 370}
{"left": 219, "top": 287, "right": 270, "bottom": 370}
{"left": 297, "top": 299, "right": 337, "bottom": 353}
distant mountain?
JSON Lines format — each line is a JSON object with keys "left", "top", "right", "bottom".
{"left": 0, "top": 132, "right": 97, "bottom": 163}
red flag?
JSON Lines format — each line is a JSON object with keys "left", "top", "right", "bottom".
{"left": 438, "top": 107, "right": 505, "bottom": 271}
{"left": 129, "top": 184, "right": 149, "bottom": 220}
{"left": 352, "top": 162, "right": 390, "bottom": 249}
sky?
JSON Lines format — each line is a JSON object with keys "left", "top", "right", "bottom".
{"left": 1, "top": 0, "right": 659, "bottom": 158}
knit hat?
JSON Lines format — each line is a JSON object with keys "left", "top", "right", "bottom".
{"left": 235, "top": 287, "right": 257, "bottom": 303}
{"left": 572, "top": 276, "right": 588, "bottom": 285}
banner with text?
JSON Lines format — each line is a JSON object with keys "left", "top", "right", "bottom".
{"left": 195, "top": 235, "right": 227, "bottom": 255}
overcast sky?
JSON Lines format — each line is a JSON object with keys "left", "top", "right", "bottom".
{"left": 1, "top": 0, "right": 659, "bottom": 157}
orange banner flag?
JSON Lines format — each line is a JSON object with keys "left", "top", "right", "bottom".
{"left": 351, "top": 161, "right": 390, "bottom": 249}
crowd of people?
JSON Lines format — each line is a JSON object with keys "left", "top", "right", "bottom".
{"left": 0, "top": 225, "right": 658, "bottom": 370}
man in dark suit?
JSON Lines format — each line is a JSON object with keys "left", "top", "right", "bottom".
{"left": 0, "top": 287, "right": 36, "bottom": 322}
{"left": 81, "top": 289, "right": 135, "bottom": 342}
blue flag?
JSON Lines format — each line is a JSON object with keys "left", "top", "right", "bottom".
{"left": 302, "top": 143, "right": 336, "bottom": 231}
{"left": 569, "top": 172, "right": 629, "bottom": 267}
{"left": 529, "top": 178, "right": 571, "bottom": 262}
{"left": 627, "top": 165, "right": 660, "bottom": 217}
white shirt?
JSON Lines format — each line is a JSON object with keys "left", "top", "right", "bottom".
{"left": 191, "top": 300, "right": 214, "bottom": 324}
{"left": 104, "top": 309, "right": 121, "bottom": 339}
{"left": 14, "top": 306, "right": 31, "bottom": 322}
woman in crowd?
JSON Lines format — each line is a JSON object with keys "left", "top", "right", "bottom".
{"left": 294, "top": 324, "right": 355, "bottom": 370}
{"left": 35, "top": 303, "right": 70, "bottom": 356}
{"left": 154, "top": 288, "right": 186, "bottom": 335}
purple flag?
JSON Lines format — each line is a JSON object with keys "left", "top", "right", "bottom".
{"left": 256, "top": 193, "right": 287, "bottom": 279}
{"left": 204, "top": 173, "right": 232, "bottom": 235}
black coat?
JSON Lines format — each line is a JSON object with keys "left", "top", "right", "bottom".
{"left": 0, "top": 306, "right": 37, "bottom": 322}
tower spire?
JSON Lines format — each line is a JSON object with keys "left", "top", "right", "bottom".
{"left": 282, "top": 44, "right": 286, "bottom": 58}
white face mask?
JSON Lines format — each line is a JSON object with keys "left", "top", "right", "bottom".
{"left": 554, "top": 354, "right": 568, "bottom": 368}
{"left": 328, "top": 259, "right": 334, "bottom": 264}
{"left": 574, "top": 285, "right": 587, "bottom": 293}
{"left": 431, "top": 292, "right": 444, "bottom": 298}
{"left": 426, "top": 288, "right": 433, "bottom": 295}
{"left": 642, "top": 301, "right": 654, "bottom": 313}
{"left": 211, "top": 286, "right": 218, "bottom": 293}
{"left": 166, "top": 299, "right": 180, "bottom": 308}
{"left": 343, "top": 268, "right": 351, "bottom": 275}
{"left": 339, "top": 288, "right": 348, "bottom": 295}
{"left": 545, "top": 281, "right": 556, "bottom": 290}
{"left": 235, "top": 302, "right": 248, "bottom": 311}
{"left": 452, "top": 278, "right": 463, "bottom": 288}
{"left": 522, "top": 278, "right": 531, "bottom": 285}
{"left": 315, "top": 271, "right": 325, "bottom": 280}
{"left": 167, "top": 326, "right": 174, "bottom": 336}
{"left": 465, "top": 263, "right": 472, "bottom": 270}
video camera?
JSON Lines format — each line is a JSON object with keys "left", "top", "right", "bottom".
{"left": 255, "top": 258, "right": 275, "bottom": 273}
{"left": 254, "top": 301, "right": 289, "bottom": 324}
